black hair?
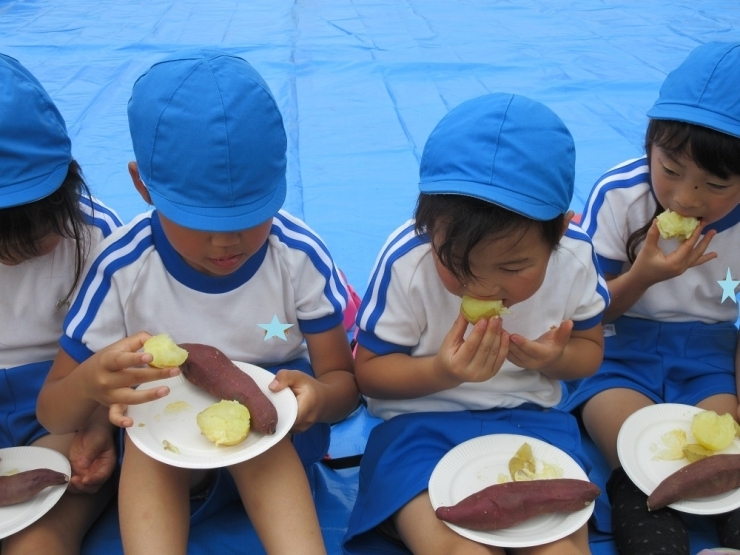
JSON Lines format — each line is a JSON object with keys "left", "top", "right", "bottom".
{"left": 625, "top": 120, "right": 740, "bottom": 263}
{"left": 414, "top": 193, "right": 564, "bottom": 282}
{"left": 0, "top": 160, "right": 92, "bottom": 307}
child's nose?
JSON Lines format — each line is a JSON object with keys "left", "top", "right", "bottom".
{"left": 210, "top": 232, "right": 240, "bottom": 247}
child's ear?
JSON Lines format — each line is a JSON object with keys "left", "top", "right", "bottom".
{"left": 128, "top": 161, "right": 152, "bottom": 205}
{"left": 560, "top": 210, "right": 575, "bottom": 238}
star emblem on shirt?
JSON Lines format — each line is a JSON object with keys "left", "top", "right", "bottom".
{"left": 717, "top": 268, "right": 739, "bottom": 304}
{"left": 258, "top": 315, "right": 294, "bottom": 341}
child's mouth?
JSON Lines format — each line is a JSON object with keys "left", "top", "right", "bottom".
{"left": 210, "top": 255, "right": 242, "bottom": 269}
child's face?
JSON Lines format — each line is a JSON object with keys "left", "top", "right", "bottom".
{"left": 158, "top": 212, "right": 272, "bottom": 277}
{"left": 650, "top": 144, "right": 740, "bottom": 225}
{"left": 432, "top": 223, "right": 560, "bottom": 309}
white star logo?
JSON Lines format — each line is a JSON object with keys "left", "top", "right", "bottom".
{"left": 717, "top": 268, "right": 739, "bottom": 304}
{"left": 258, "top": 315, "right": 294, "bottom": 341}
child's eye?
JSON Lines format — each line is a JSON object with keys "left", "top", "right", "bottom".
{"left": 662, "top": 164, "right": 679, "bottom": 177}
{"left": 500, "top": 267, "right": 524, "bottom": 274}
{"left": 707, "top": 182, "right": 730, "bottom": 191}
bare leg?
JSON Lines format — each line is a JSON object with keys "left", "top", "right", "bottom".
{"left": 118, "top": 436, "right": 190, "bottom": 555}
{"left": 1, "top": 433, "right": 114, "bottom": 555}
{"left": 393, "top": 491, "right": 502, "bottom": 555}
{"left": 581, "top": 388, "right": 655, "bottom": 470}
{"left": 697, "top": 393, "right": 738, "bottom": 420}
{"left": 516, "top": 524, "right": 590, "bottom": 555}
{"left": 229, "top": 438, "right": 326, "bottom": 555}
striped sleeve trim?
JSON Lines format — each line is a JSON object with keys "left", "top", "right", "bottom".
{"left": 564, "top": 223, "right": 610, "bottom": 328}
{"left": 63, "top": 217, "right": 154, "bottom": 354}
{"left": 79, "top": 196, "right": 123, "bottom": 237}
{"left": 359, "top": 221, "right": 429, "bottom": 335}
{"left": 580, "top": 157, "right": 649, "bottom": 238}
{"left": 271, "top": 211, "right": 348, "bottom": 318}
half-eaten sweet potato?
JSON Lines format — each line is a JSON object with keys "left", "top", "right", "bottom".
{"left": 178, "top": 343, "right": 278, "bottom": 434}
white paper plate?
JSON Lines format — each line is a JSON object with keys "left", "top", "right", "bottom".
{"left": 618, "top": 403, "right": 740, "bottom": 514}
{"left": 126, "top": 361, "right": 297, "bottom": 469}
{"left": 0, "top": 446, "right": 71, "bottom": 539}
{"left": 428, "top": 434, "right": 594, "bottom": 548}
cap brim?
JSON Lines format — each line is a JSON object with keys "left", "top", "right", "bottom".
{"left": 0, "top": 162, "right": 69, "bottom": 209}
{"left": 647, "top": 103, "right": 740, "bottom": 139}
{"left": 149, "top": 177, "right": 286, "bottom": 232}
{"left": 419, "top": 179, "right": 563, "bottom": 220}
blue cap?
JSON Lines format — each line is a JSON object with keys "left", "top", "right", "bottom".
{"left": 128, "top": 50, "right": 287, "bottom": 232}
{"left": 419, "top": 94, "right": 574, "bottom": 221}
{"left": 0, "top": 53, "right": 72, "bottom": 209}
{"left": 647, "top": 42, "right": 740, "bottom": 139}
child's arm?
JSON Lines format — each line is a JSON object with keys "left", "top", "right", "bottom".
{"left": 355, "top": 313, "right": 509, "bottom": 399}
{"left": 36, "top": 332, "right": 179, "bottom": 434}
{"left": 507, "top": 322, "right": 604, "bottom": 380}
{"left": 603, "top": 220, "right": 716, "bottom": 323}
{"left": 269, "top": 324, "right": 358, "bottom": 430}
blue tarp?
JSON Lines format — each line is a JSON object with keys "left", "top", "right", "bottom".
{"left": 2, "top": 1, "right": 739, "bottom": 553}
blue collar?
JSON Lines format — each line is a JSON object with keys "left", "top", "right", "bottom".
{"left": 151, "top": 211, "right": 268, "bottom": 293}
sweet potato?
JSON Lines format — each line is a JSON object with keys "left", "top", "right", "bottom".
{"left": 647, "top": 454, "right": 740, "bottom": 510}
{"left": 0, "top": 468, "right": 69, "bottom": 507}
{"left": 178, "top": 343, "right": 278, "bottom": 434}
{"left": 435, "top": 478, "right": 600, "bottom": 531}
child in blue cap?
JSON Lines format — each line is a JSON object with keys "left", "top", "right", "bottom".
{"left": 36, "top": 50, "right": 358, "bottom": 554}
{"left": 561, "top": 42, "right": 740, "bottom": 553}
{"left": 342, "top": 93, "right": 609, "bottom": 555}
{"left": 0, "top": 53, "right": 122, "bottom": 552}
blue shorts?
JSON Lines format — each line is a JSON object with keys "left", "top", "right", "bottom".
{"left": 560, "top": 317, "right": 738, "bottom": 413}
{"left": 342, "top": 406, "right": 596, "bottom": 554}
{"left": 0, "top": 361, "right": 52, "bottom": 449}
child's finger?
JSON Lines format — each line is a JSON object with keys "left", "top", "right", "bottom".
{"left": 471, "top": 317, "right": 502, "bottom": 371}
{"left": 644, "top": 219, "right": 661, "bottom": 246}
{"left": 108, "top": 403, "right": 132, "bottom": 428}
{"left": 117, "top": 364, "right": 179, "bottom": 388}
{"left": 552, "top": 320, "right": 574, "bottom": 345}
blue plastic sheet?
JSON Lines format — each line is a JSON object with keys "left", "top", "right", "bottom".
{"left": 2, "top": 1, "right": 740, "bottom": 553}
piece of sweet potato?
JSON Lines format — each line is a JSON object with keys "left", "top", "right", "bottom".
{"left": 0, "top": 468, "right": 69, "bottom": 507}
{"left": 178, "top": 343, "right": 278, "bottom": 434}
{"left": 435, "top": 478, "right": 600, "bottom": 531}
{"left": 647, "top": 454, "right": 740, "bottom": 511}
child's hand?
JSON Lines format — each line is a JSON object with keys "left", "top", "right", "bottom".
{"left": 268, "top": 370, "right": 320, "bottom": 432}
{"left": 67, "top": 422, "right": 117, "bottom": 494}
{"left": 507, "top": 320, "right": 573, "bottom": 371}
{"left": 80, "top": 332, "right": 180, "bottom": 409}
{"left": 631, "top": 219, "right": 717, "bottom": 286}
{"left": 435, "top": 312, "right": 509, "bottom": 385}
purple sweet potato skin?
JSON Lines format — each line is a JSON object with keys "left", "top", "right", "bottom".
{"left": 0, "top": 468, "right": 69, "bottom": 507}
{"left": 178, "top": 343, "right": 278, "bottom": 434}
{"left": 647, "top": 454, "right": 740, "bottom": 511}
{"left": 435, "top": 478, "right": 600, "bottom": 531}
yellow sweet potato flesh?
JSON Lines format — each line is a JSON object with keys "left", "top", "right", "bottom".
{"left": 656, "top": 210, "right": 699, "bottom": 241}
{"left": 144, "top": 334, "right": 189, "bottom": 368}
{"left": 461, "top": 295, "right": 510, "bottom": 324}
{"left": 197, "top": 400, "right": 251, "bottom": 446}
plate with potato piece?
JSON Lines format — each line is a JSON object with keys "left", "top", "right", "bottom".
{"left": 0, "top": 446, "right": 70, "bottom": 539}
{"left": 618, "top": 403, "right": 740, "bottom": 514}
{"left": 126, "top": 361, "right": 297, "bottom": 469}
{"left": 429, "top": 434, "right": 594, "bottom": 548}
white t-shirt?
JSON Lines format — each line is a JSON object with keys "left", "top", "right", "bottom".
{"left": 580, "top": 157, "right": 740, "bottom": 324}
{"left": 61, "top": 210, "right": 349, "bottom": 366}
{"left": 357, "top": 219, "right": 609, "bottom": 421}
{"left": 1, "top": 198, "right": 122, "bottom": 369}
